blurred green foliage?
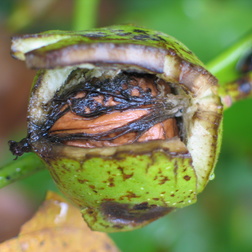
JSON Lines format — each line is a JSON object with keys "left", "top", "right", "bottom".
{"left": 1, "top": 0, "right": 252, "bottom": 251}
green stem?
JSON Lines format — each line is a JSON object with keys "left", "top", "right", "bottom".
{"left": 72, "top": 0, "right": 100, "bottom": 30}
{"left": 206, "top": 32, "right": 252, "bottom": 110}
{"left": 0, "top": 153, "right": 46, "bottom": 189}
{"left": 217, "top": 72, "right": 252, "bottom": 110}
{"left": 207, "top": 32, "right": 252, "bottom": 84}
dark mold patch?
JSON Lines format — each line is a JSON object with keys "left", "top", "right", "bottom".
{"left": 81, "top": 32, "right": 107, "bottom": 38}
{"left": 115, "top": 32, "right": 132, "bottom": 37}
{"left": 101, "top": 201, "right": 173, "bottom": 226}
{"left": 132, "top": 202, "right": 149, "bottom": 210}
{"left": 133, "top": 29, "right": 148, "bottom": 34}
{"left": 149, "top": 37, "right": 160, "bottom": 42}
{"left": 133, "top": 34, "right": 152, "bottom": 41}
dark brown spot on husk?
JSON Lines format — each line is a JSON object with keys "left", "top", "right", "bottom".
{"left": 117, "top": 167, "right": 133, "bottom": 180}
{"left": 119, "top": 191, "right": 140, "bottom": 201}
{"left": 78, "top": 179, "right": 89, "bottom": 184}
{"left": 184, "top": 175, "right": 191, "bottom": 181}
{"left": 159, "top": 176, "right": 170, "bottom": 185}
{"left": 108, "top": 177, "right": 115, "bottom": 187}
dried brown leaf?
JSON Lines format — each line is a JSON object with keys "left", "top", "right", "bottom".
{"left": 0, "top": 191, "right": 119, "bottom": 252}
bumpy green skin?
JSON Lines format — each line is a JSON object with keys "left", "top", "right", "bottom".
{"left": 47, "top": 149, "right": 196, "bottom": 232}
{"left": 11, "top": 25, "right": 223, "bottom": 232}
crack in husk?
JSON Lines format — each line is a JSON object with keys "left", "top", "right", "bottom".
{"left": 45, "top": 71, "right": 189, "bottom": 146}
